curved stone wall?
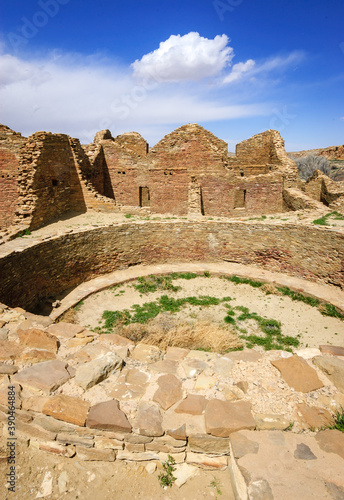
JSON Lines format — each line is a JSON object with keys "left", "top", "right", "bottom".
{"left": 0, "top": 221, "right": 343, "bottom": 311}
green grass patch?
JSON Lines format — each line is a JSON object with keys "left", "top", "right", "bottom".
{"left": 313, "top": 211, "right": 344, "bottom": 225}
{"left": 276, "top": 287, "right": 320, "bottom": 307}
{"left": 234, "top": 305, "right": 299, "bottom": 351}
{"left": 73, "top": 300, "right": 84, "bottom": 311}
{"left": 133, "top": 275, "right": 181, "bottom": 294}
{"left": 225, "top": 275, "right": 264, "bottom": 288}
{"left": 170, "top": 272, "right": 198, "bottom": 280}
{"left": 320, "top": 303, "right": 344, "bottom": 320}
{"left": 326, "top": 406, "right": 344, "bottom": 432}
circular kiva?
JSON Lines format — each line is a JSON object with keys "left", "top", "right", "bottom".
{"left": 0, "top": 220, "right": 343, "bottom": 314}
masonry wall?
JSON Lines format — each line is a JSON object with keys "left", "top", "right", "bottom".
{"left": 0, "top": 221, "right": 343, "bottom": 311}
{"left": 0, "top": 126, "right": 26, "bottom": 229}
{"left": 18, "top": 133, "right": 87, "bottom": 230}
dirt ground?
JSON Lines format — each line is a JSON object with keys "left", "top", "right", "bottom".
{"left": 75, "top": 276, "right": 344, "bottom": 350}
{"left": 0, "top": 440, "right": 234, "bottom": 500}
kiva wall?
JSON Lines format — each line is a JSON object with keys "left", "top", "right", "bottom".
{"left": 0, "top": 221, "right": 343, "bottom": 311}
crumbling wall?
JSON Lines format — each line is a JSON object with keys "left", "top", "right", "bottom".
{"left": 1, "top": 221, "right": 343, "bottom": 310}
{"left": 16, "top": 132, "right": 86, "bottom": 230}
{"left": 231, "top": 130, "right": 299, "bottom": 187}
{"left": 0, "top": 125, "right": 26, "bottom": 229}
{"left": 305, "top": 170, "right": 344, "bottom": 206}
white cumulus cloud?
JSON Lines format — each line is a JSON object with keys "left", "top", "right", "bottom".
{"left": 132, "top": 32, "right": 233, "bottom": 82}
{"left": 222, "top": 59, "right": 255, "bottom": 84}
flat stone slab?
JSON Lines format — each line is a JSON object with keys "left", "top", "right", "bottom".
{"left": 205, "top": 400, "right": 256, "bottom": 437}
{"left": 271, "top": 355, "right": 324, "bottom": 392}
{"left": 175, "top": 394, "right": 208, "bottom": 415}
{"left": 20, "top": 349, "right": 56, "bottom": 364}
{"left": 135, "top": 401, "right": 163, "bottom": 437}
{"left": 153, "top": 374, "right": 183, "bottom": 410}
{"left": 165, "top": 347, "right": 190, "bottom": 361}
{"left": 48, "top": 322, "right": 84, "bottom": 338}
{"left": 99, "top": 333, "right": 134, "bottom": 346}
{"left": 86, "top": 399, "right": 132, "bottom": 433}
{"left": 319, "top": 345, "right": 344, "bottom": 357}
{"left": 188, "top": 434, "right": 230, "bottom": 454}
{"left": 294, "top": 443, "right": 317, "bottom": 460}
{"left": 181, "top": 358, "right": 208, "bottom": 378}
{"left": 296, "top": 403, "right": 333, "bottom": 429}
{"left": 150, "top": 359, "right": 178, "bottom": 375}
{"left": 231, "top": 430, "right": 344, "bottom": 500}
{"left": 18, "top": 328, "right": 59, "bottom": 353}
{"left": 229, "top": 432, "right": 259, "bottom": 459}
{"left": 131, "top": 343, "right": 162, "bottom": 363}
{"left": 313, "top": 355, "right": 344, "bottom": 392}
{"left": 43, "top": 395, "right": 90, "bottom": 426}
{"left": 186, "top": 452, "right": 227, "bottom": 470}
{"left": 75, "top": 352, "right": 123, "bottom": 390}
{"left": 13, "top": 360, "right": 71, "bottom": 394}
{"left": 315, "top": 430, "right": 344, "bottom": 460}
{"left": 254, "top": 413, "right": 290, "bottom": 431}
{"left": 0, "top": 362, "right": 18, "bottom": 375}
{"left": 224, "top": 350, "right": 263, "bottom": 362}
{"left": 0, "top": 340, "right": 23, "bottom": 361}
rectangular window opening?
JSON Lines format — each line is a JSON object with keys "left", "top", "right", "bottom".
{"left": 234, "top": 189, "right": 246, "bottom": 208}
{"left": 139, "top": 187, "right": 150, "bottom": 207}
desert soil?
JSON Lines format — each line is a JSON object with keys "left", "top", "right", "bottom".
{"left": 0, "top": 440, "right": 234, "bottom": 500}
{"left": 75, "top": 276, "right": 344, "bottom": 350}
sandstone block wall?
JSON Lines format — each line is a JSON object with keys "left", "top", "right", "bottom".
{"left": 0, "top": 126, "right": 26, "bottom": 229}
{"left": 0, "top": 123, "right": 306, "bottom": 233}
{"left": 0, "top": 221, "right": 343, "bottom": 311}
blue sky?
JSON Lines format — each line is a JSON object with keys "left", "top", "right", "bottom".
{"left": 0, "top": 0, "right": 343, "bottom": 151}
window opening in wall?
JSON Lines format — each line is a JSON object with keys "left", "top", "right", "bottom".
{"left": 234, "top": 189, "right": 246, "bottom": 208}
{"left": 240, "top": 170, "right": 244, "bottom": 177}
{"left": 139, "top": 187, "right": 150, "bottom": 207}
{"left": 51, "top": 179, "right": 59, "bottom": 187}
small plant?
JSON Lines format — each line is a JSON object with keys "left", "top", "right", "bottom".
{"left": 158, "top": 455, "right": 176, "bottom": 488}
{"left": 124, "top": 214, "right": 132, "bottom": 219}
{"left": 73, "top": 300, "right": 84, "bottom": 311}
{"left": 16, "top": 228, "right": 32, "bottom": 237}
{"left": 203, "top": 271, "right": 210, "bottom": 277}
{"left": 225, "top": 275, "right": 264, "bottom": 288}
{"left": 286, "top": 421, "right": 294, "bottom": 431}
{"left": 319, "top": 303, "right": 344, "bottom": 320}
{"left": 209, "top": 477, "right": 222, "bottom": 496}
{"left": 326, "top": 406, "right": 344, "bottom": 432}
{"left": 313, "top": 211, "right": 344, "bottom": 226}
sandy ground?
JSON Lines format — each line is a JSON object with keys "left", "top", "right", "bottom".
{"left": 75, "top": 276, "right": 344, "bottom": 350}
{"left": 0, "top": 440, "right": 234, "bottom": 500}
{"left": 11, "top": 206, "right": 344, "bottom": 244}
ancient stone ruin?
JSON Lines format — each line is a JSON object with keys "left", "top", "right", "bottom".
{"left": 0, "top": 122, "right": 344, "bottom": 498}
{"left": 3, "top": 122, "right": 344, "bottom": 236}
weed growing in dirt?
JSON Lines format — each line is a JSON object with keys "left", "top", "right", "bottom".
{"left": 319, "top": 303, "right": 344, "bottom": 320}
{"left": 235, "top": 305, "right": 300, "bottom": 351}
{"left": 313, "top": 211, "right": 344, "bottom": 226}
{"left": 133, "top": 275, "right": 181, "bottom": 294}
{"left": 326, "top": 406, "right": 344, "bottom": 432}
{"left": 209, "top": 477, "right": 222, "bottom": 496}
{"left": 158, "top": 455, "right": 176, "bottom": 488}
{"left": 224, "top": 275, "right": 264, "bottom": 288}
{"left": 73, "top": 300, "right": 84, "bottom": 311}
